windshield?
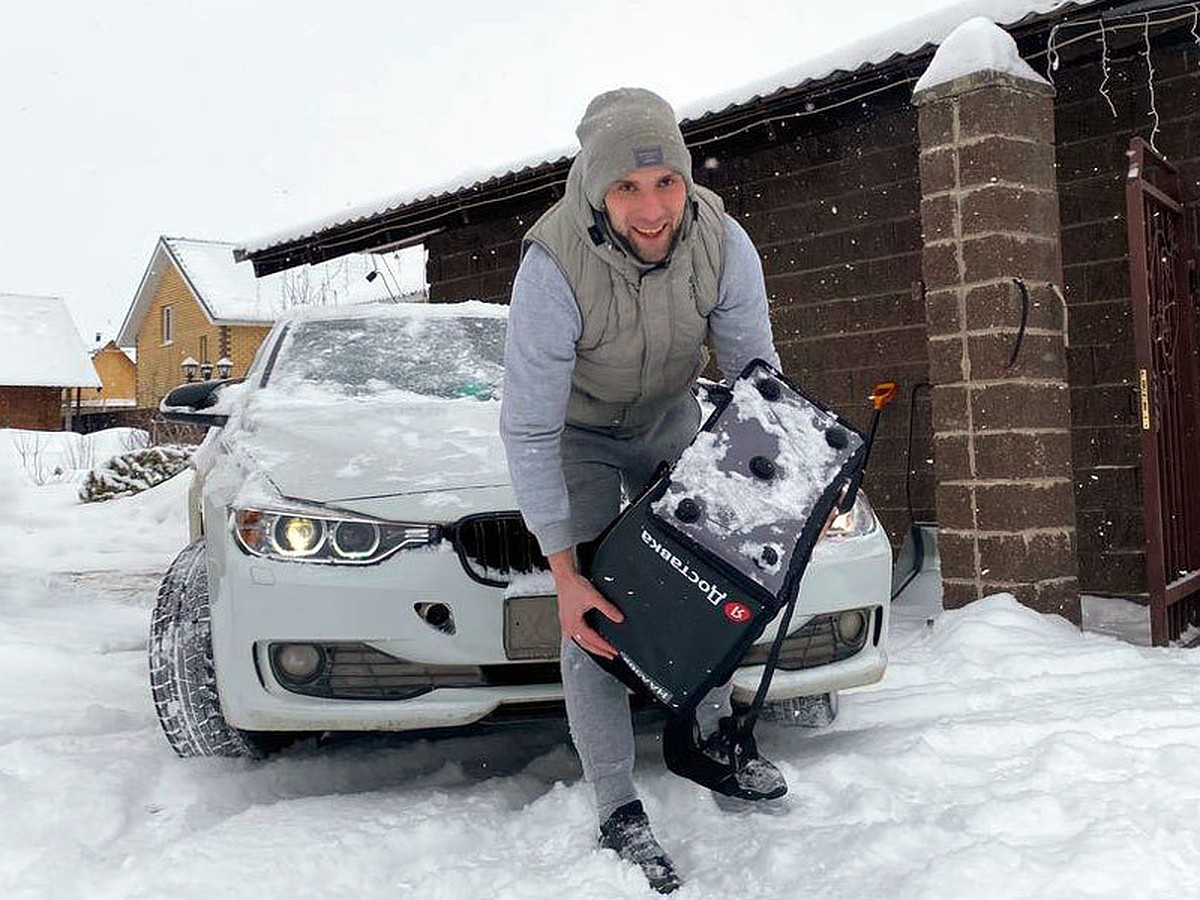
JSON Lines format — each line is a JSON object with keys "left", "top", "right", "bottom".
{"left": 266, "top": 313, "right": 507, "bottom": 399}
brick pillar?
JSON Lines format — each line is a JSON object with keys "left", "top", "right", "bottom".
{"left": 914, "top": 70, "right": 1080, "bottom": 623}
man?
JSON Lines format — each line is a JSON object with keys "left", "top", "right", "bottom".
{"left": 500, "top": 87, "right": 784, "bottom": 893}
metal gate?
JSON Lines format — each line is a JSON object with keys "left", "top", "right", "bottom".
{"left": 1125, "top": 138, "right": 1200, "bottom": 645}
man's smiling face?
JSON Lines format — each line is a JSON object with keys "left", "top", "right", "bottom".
{"left": 602, "top": 165, "right": 688, "bottom": 264}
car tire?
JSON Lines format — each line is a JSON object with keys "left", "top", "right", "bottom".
{"left": 148, "top": 540, "right": 279, "bottom": 758}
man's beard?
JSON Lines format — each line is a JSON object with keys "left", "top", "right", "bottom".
{"left": 617, "top": 220, "right": 681, "bottom": 265}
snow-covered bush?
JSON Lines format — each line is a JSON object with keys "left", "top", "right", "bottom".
{"left": 78, "top": 444, "right": 195, "bottom": 502}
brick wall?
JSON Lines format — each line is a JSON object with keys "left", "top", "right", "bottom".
{"left": 136, "top": 264, "right": 272, "bottom": 409}
{"left": 225, "top": 324, "right": 272, "bottom": 378}
{"left": 0, "top": 387, "right": 62, "bottom": 430}
{"left": 1054, "top": 28, "right": 1200, "bottom": 599}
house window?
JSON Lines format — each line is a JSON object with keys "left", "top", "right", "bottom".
{"left": 199, "top": 335, "right": 208, "bottom": 364}
{"left": 162, "top": 306, "right": 174, "bottom": 344}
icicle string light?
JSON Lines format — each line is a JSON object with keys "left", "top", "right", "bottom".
{"left": 1041, "top": 4, "right": 1200, "bottom": 150}
{"left": 1192, "top": 4, "right": 1200, "bottom": 61}
{"left": 1047, "top": 24, "right": 1062, "bottom": 83}
{"left": 1099, "top": 20, "right": 1118, "bottom": 117}
{"left": 1144, "top": 13, "right": 1161, "bottom": 153}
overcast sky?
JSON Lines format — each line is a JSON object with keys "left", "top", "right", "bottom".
{"left": 1, "top": 0, "right": 975, "bottom": 343}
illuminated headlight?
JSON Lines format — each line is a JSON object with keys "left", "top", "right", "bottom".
{"left": 273, "top": 516, "right": 324, "bottom": 557}
{"left": 233, "top": 507, "right": 436, "bottom": 564}
{"left": 824, "top": 492, "right": 879, "bottom": 541}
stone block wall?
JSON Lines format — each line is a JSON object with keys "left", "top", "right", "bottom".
{"left": 915, "top": 69, "right": 1080, "bottom": 621}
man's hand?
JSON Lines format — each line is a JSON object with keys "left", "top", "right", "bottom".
{"left": 548, "top": 549, "right": 625, "bottom": 660}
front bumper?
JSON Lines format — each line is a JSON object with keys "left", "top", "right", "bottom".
{"left": 208, "top": 517, "right": 892, "bottom": 733}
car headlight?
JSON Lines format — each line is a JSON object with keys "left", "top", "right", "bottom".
{"left": 232, "top": 507, "right": 437, "bottom": 564}
{"left": 823, "top": 492, "right": 879, "bottom": 541}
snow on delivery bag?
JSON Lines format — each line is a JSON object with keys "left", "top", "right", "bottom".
{"left": 583, "top": 359, "right": 892, "bottom": 714}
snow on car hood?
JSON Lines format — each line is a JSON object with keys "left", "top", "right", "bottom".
{"left": 225, "top": 383, "right": 512, "bottom": 516}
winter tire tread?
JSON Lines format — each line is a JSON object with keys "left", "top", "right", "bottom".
{"left": 148, "top": 540, "right": 270, "bottom": 758}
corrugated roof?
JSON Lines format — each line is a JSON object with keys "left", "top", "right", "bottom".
{"left": 0, "top": 294, "right": 102, "bottom": 388}
{"left": 237, "top": 0, "right": 1089, "bottom": 259}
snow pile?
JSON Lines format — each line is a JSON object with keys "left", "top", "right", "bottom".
{"left": 913, "top": 15, "right": 1049, "bottom": 93}
{"left": 79, "top": 445, "right": 195, "bottom": 503}
{"left": 0, "top": 427, "right": 191, "bottom": 577}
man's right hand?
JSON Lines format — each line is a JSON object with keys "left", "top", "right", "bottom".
{"left": 548, "top": 549, "right": 624, "bottom": 660}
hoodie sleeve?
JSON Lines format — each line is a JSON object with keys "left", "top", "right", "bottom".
{"left": 499, "top": 243, "right": 581, "bottom": 557}
{"left": 709, "top": 215, "right": 781, "bottom": 379}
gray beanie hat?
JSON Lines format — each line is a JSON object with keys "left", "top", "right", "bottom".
{"left": 575, "top": 87, "right": 694, "bottom": 209}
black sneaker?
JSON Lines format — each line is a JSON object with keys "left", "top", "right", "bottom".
{"left": 598, "top": 800, "right": 682, "bottom": 894}
{"left": 662, "top": 715, "right": 788, "bottom": 801}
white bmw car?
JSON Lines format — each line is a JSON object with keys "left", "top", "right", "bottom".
{"left": 150, "top": 300, "right": 892, "bottom": 758}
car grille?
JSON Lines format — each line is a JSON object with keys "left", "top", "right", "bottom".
{"left": 451, "top": 512, "right": 549, "bottom": 586}
{"left": 268, "top": 642, "right": 561, "bottom": 701}
{"left": 268, "top": 608, "right": 877, "bottom": 702}
{"left": 740, "top": 607, "right": 878, "bottom": 670}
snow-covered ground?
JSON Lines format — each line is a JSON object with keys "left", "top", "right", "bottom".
{"left": 3, "top": 428, "right": 1199, "bottom": 899}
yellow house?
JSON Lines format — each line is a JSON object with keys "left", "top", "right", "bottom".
{"left": 117, "top": 237, "right": 393, "bottom": 410}
{"left": 84, "top": 340, "right": 136, "bottom": 406}
{"left": 60, "top": 339, "right": 138, "bottom": 429}
{"left": 117, "top": 238, "right": 274, "bottom": 410}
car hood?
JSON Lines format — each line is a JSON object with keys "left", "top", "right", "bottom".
{"left": 227, "top": 393, "right": 514, "bottom": 517}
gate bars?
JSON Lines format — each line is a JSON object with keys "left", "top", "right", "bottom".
{"left": 1125, "top": 137, "right": 1200, "bottom": 645}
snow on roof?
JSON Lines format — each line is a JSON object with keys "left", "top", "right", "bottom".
{"left": 117, "top": 237, "right": 401, "bottom": 346}
{"left": 913, "top": 16, "right": 1050, "bottom": 93}
{"left": 237, "top": 0, "right": 1085, "bottom": 257}
{"left": 677, "top": 0, "right": 1073, "bottom": 118}
{"left": 165, "top": 237, "right": 395, "bottom": 322}
{"left": 0, "top": 294, "right": 102, "bottom": 388}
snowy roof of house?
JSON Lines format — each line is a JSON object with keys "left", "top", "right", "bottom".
{"left": 0, "top": 294, "right": 102, "bottom": 388}
{"left": 116, "top": 237, "right": 397, "bottom": 347}
{"left": 237, "top": 0, "right": 1089, "bottom": 260}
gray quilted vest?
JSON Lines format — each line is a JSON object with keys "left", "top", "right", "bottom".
{"left": 524, "top": 163, "right": 726, "bottom": 432}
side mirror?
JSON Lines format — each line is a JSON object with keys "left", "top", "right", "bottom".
{"left": 159, "top": 378, "right": 244, "bottom": 427}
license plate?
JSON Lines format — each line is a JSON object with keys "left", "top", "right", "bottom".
{"left": 504, "top": 595, "right": 560, "bottom": 660}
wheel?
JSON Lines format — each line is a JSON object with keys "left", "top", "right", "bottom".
{"left": 754, "top": 692, "right": 839, "bottom": 728}
{"left": 148, "top": 540, "right": 279, "bottom": 758}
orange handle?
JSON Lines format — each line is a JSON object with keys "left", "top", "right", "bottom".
{"left": 870, "top": 381, "right": 898, "bottom": 411}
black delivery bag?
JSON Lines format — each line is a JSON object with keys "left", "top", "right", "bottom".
{"left": 584, "top": 359, "right": 869, "bottom": 713}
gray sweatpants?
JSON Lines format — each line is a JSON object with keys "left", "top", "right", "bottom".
{"left": 559, "top": 395, "right": 732, "bottom": 823}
